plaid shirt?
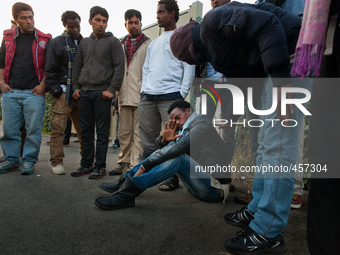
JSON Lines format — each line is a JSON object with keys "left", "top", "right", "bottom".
{"left": 124, "top": 33, "right": 142, "bottom": 66}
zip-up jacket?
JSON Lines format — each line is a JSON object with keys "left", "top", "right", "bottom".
{"left": 2, "top": 28, "right": 51, "bottom": 84}
{"left": 118, "top": 34, "right": 151, "bottom": 107}
{"left": 45, "top": 34, "right": 83, "bottom": 98}
{"left": 72, "top": 32, "right": 125, "bottom": 94}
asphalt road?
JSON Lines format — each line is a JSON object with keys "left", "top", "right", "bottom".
{"left": 0, "top": 132, "right": 309, "bottom": 255}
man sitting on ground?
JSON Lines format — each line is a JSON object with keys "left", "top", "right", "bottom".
{"left": 94, "top": 100, "right": 231, "bottom": 210}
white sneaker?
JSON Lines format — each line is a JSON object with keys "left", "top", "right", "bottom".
{"left": 52, "top": 165, "right": 66, "bottom": 175}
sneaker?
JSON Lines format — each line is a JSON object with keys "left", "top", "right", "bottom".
{"left": 159, "top": 176, "right": 179, "bottom": 191}
{"left": 109, "top": 163, "right": 127, "bottom": 176}
{"left": 225, "top": 227, "right": 286, "bottom": 255}
{"left": 71, "top": 166, "right": 93, "bottom": 177}
{"left": 21, "top": 162, "right": 34, "bottom": 175}
{"left": 89, "top": 167, "right": 107, "bottom": 179}
{"left": 225, "top": 206, "right": 254, "bottom": 228}
{"left": 52, "top": 165, "right": 66, "bottom": 175}
{"left": 0, "top": 161, "right": 19, "bottom": 174}
{"left": 0, "top": 155, "right": 6, "bottom": 163}
{"left": 291, "top": 193, "right": 302, "bottom": 209}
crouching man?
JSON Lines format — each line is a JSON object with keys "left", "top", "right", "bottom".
{"left": 94, "top": 100, "right": 231, "bottom": 210}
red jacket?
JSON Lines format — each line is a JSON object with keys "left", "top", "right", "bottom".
{"left": 3, "top": 28, "right": 51, "bottom": 84}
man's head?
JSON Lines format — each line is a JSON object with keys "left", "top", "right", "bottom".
{"left": 211, "top": 0, "right": 230, "bottom": 8}
{"left": 157, "top": 0, "right": 179, "bottom": 30}
{"left": 168, "top": 100, "right": 193, "bottom": 130}
{"left": 124, "top": 9, "right": 142, "bottom": 39}
{"left": 12, "top": 2, "right": 34, "bottom": 33}
{"left": 61, "top": 11, "right": 81, "bottom": 40}
{"left": 89, "top": 6, "right": 108, "bottom": 38}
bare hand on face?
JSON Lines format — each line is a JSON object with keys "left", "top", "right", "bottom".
{"left": 162, "top": 119, "right": 182, "bottom": 143}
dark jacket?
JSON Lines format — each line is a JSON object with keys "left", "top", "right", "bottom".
{"left": 72, "top": 32, "right": 125, "bottom": 94}
{"left": 197, "top": 2, "right": 301, "bottom": 80}
{"left": 45, "top": 35, "right": 83, "bottom": 98}
{"left": 142, "top": 112, "right": 231, "bottom": 184}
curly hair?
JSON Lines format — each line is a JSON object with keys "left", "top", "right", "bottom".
{"left": 90, "top": 6, "right": 109, "bottom": 20}
{"left": 61, "top": 11, "right": 81, "bottom": 27}
{"left": 167, "top": 100, "right": 194, "bottom": 114}
{"left": 158, "top": 0, "right": 179, "bottom": 22}
{"left": 12, "top": 2, "right": 34, "bottom": 20}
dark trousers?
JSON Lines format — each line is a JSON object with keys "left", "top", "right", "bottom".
{"left": 78, "top": 90, "right": 111, "bottom": 168}
{"left": 63, "top": 117, "right": 72, "bottom": 145}
{"left": 307, "top": 13, "right": 340, "bottom": 255}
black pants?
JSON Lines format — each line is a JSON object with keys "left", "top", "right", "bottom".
{"left": 307, "top": 13, "right": 340, "bottom": 255}
{"left": 78, "top": 90, "right": 111, "bottom": 168}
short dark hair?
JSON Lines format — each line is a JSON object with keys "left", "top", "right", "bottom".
{"left": 167, "top": 100, "right": 194, "bottom": 114}
{"left": 12, "top": 2, "right": 34, "bottom": 20}
{"left": 89, "top": 6, "right": 109, "bottom": 20}
{"left": 124, "top": 9, "right": 142, "bottom": 22}
{"left": 158, "top": 0, "right": 179, "bottom": 22}
{"left": 61, "top": 11, "right": 81, "bottom": 27}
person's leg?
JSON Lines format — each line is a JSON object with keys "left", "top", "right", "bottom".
{"left": 50, "top": 93, "right": 72, "bottom": 167}
{"left": 131, "top": 155, "right": 222, "bottom": 202}
{"left": 138, "top": 95, "right": 162, "bottom": 159}
{"left": 117, "top": 106, "right": 133, "bottom": 166}
{"left": 78, "top": 91, "right": 95, "bottom": 168}
{"left": 130, "top": 106, "right": 142, "bottom": 167}
{"left": 0, "top": 90, "right": 23, "bottom": 166}
{"left": 21, "top": 91, "right": 46, "bottom": 165}
{"left": 63, "top": 117, "right": 72, "bottom": 145}
{"left": 248, "top": 77, "right": 312, "bottom": 238}
{"left": 69, "top": 103, "right": 82, "bottom": 154}
{"left": 93, "top": 91, "right": 111, "bottom": 168}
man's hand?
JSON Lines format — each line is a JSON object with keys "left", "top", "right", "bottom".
{"left": 31, "top": 83, "right": 45, "bottom": 95}
{"left": 163, "top": 119, "right": 181, "bottom": 143}
{"left": 0, "top": 83, "right": 13, "bottom": 93}
{"left": 133, "top": 165, "right": 146, "bottom": 177}
{"left": 73, "top": 90, "right": 80, "bottom": 100}
{"left": 276, "top": 83, "right": 295, "bottom": 121}
{"left": 102, "top": 90, "right": 113, "bottom": 100}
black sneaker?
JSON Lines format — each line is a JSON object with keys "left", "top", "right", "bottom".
{"left": 225, "top": 206, "right": 254, "bottom": 228}
{"left": 89, "top": 167, "right": 107, "bottom": 179}
{"left": 109, "top": 163, "right": 127, "bottom": 176}
{"left": 71, "top": 166, "right": 93, "bottom": 177}
{"left": 225, "top": 227, "right": 286, "bottom": 255}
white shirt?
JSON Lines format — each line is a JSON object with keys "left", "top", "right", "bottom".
{"left": 141, "top": 30, "right": 194, "bottom": 99}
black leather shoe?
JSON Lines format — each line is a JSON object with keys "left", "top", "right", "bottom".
{"left": 98, "top": 179, "right": 125, "bottom": 193}
{"left": 94, "top": 176, "right": 144, "bottom": 210}
{"left": 71, "top": 166, "right": 93, "bottom": 177}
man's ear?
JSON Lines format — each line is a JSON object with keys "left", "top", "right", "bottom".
{"left": 186, "top": 108, "right": 192, "bottom": 115}
{"left": 88, "top": 19, "right": 92, "bottom": 25}
{"left": 170, "top": 10, "right": 175, "bottom": 20}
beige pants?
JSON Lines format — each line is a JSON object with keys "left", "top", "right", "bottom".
{"left": 50, "top": 93, "right": 81, "bottom": 166}
{"left": 118, "top": 106, "right": 141, "bottom": 167}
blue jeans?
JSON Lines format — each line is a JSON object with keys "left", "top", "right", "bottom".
{"left": 248, "top": 77, "right": 313, "bottom": 238}
{"left": 125, "top": 154, "right": 222, "bottom": 202}
{"left": 0, "top": 89, "right": 46, "bottom": 165}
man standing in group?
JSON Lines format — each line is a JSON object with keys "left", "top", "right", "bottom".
{"left": 71, "top": 6, "right": 125, "bottom": 179}
{"left": 45, "top": 11, "right": 83, "bottom": 175}
{"left": 139, "top": 0, "right": 194, "bottom": 189}
{"left": 0, "top": 2, "right": 51, "bottom": 175}
{"left": 109, "top": 9, "right": 151, "bottom": 176}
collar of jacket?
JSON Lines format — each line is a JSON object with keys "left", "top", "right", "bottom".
{"left": 89, "top": 31, "right": 113, "bottom": 39}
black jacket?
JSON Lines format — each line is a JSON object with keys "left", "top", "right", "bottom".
{"left": 142, "top": 112, "right": 231, "bottom": 184}
{"left": 45, "top": 35, "right": 82, "bottom": 98}
{"left": 197, "top": 2, "right": 301, "bottom": 80}
{"left": 72, "top": 32, "right": 125, "bottom": 94}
